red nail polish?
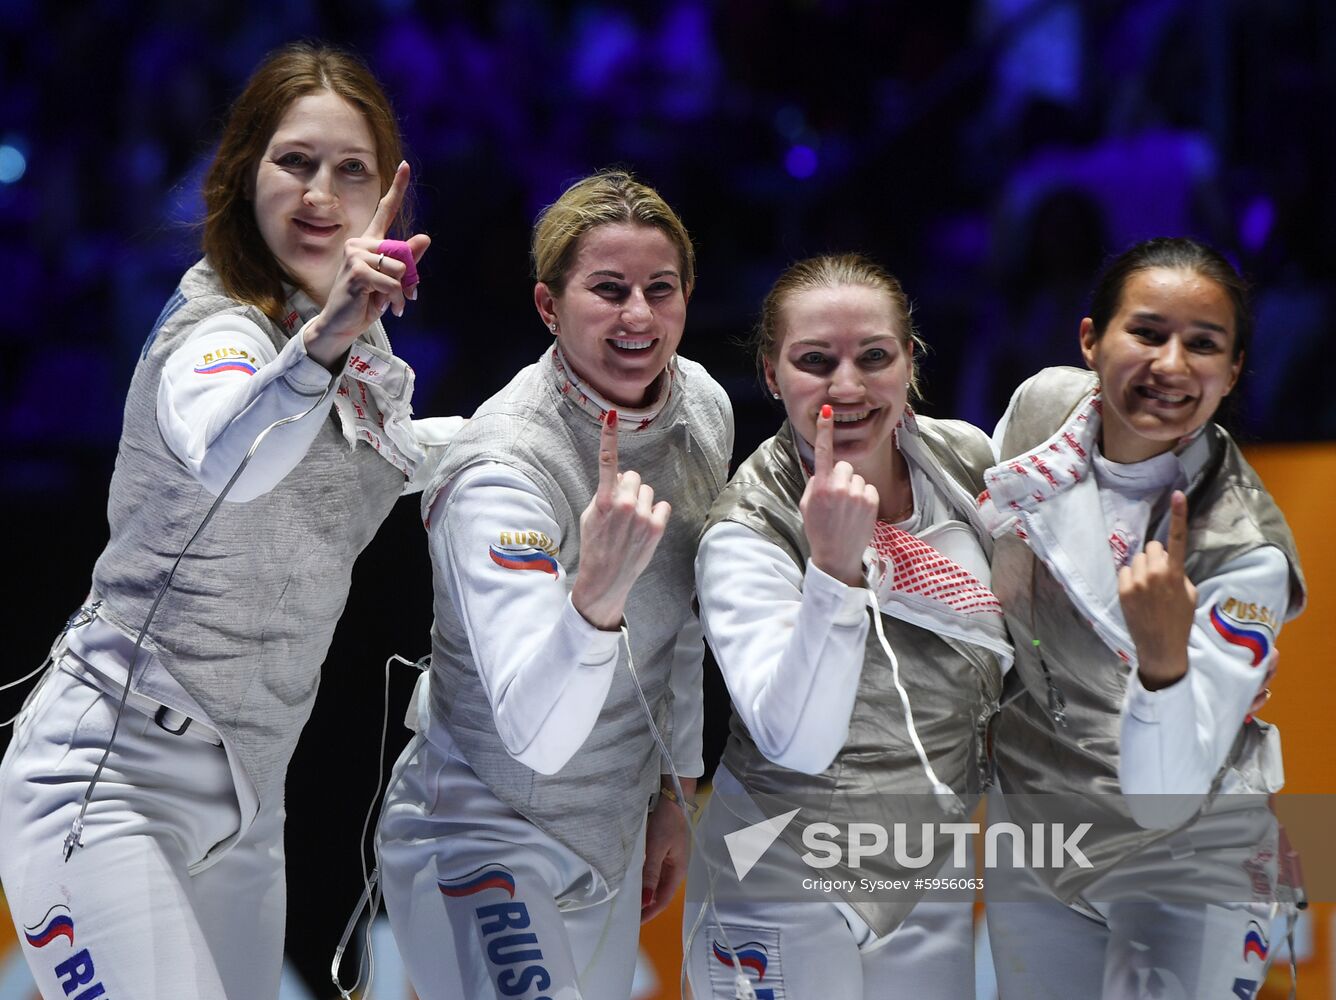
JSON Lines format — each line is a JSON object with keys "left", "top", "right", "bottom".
{"left": 821, "top": 404, "right": 832, "bottom": 419}
{"left": 607, "top": 409, "right": 618, "bottom": 425}
{"left": 642, "top": 887, "right": 653, "bottom": 908}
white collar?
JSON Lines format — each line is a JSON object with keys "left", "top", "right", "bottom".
{"left": 551, "top": 343, "right": 675, "bottom": 430}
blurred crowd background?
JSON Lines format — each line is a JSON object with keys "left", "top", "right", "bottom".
{"left": 2, "top": 0, "right": 1333, "bottom": 993}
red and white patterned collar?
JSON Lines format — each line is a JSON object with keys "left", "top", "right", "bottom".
{"left": 550, "top": 344, "right": 676, "bottom": 431}
{"left": 981, "top": 385, "right": 1208, "bottom": 517}
{"left": 869, "top": 519, "right": 1002, "bottom": 617}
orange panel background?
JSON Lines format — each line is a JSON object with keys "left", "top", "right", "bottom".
{"left": 1243, "top": 444, "right": 1336, "bottom": 796}
{"left": 1244, "top": 444, "right": 1336, "bottom": 998}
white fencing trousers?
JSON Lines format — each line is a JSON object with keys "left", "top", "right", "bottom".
{"left": 377, "top": 729, "right": 647, "bottom": 1000}
{"left": 984, "top": 789, "right": 1279, "bottom": 1000}
{"left": 0, "top": 657, "right": 285, "bottom": 1000}
{"left": 682, "top": 766, "right": 975, "bottom": 1000}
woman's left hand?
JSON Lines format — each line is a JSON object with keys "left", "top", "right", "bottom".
{"left": 304, "top": 161, "right": 431, "bottom": 369}
{"left": 1119, "top": 490, "right": 1197, "bottom": 689}
{"left": 641, "top": 778, "right": 695, "bottom": 923}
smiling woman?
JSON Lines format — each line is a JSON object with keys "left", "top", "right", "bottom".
{"left": 0, "top": 41, "right": 457, "bottom": 1000}
{"left": 1078, "top": 265, "right": 1243, "bottom": 464}
{"left": 534, "top": 222, "right": 688, "bottom": 408}
{"left": 683, "top": 254, "right": 1009, "bottom": 1000}
{"left": 982, "top": 237, "right": 1306, "bottom": 998}
{"left": 764, "top": 282, "right": 917, "bottom": 545}
{"left": 374, "top": 169, "right": 733, "bottom": 1000}
{"left": 252, "top": 91, "right": 385, "bottom": 306}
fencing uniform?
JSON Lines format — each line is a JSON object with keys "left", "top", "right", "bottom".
{"left": 684, "top": 414, "right": 1011, "bottom": 1000}
{"left": 980, "top": 367, "right": 1306, "bottom": 1000}
{"left": 377, "top": 346, "right": 732, "bottom": 1000}
{"left": 0, "top": 260, "right": 455, "bottom": 999}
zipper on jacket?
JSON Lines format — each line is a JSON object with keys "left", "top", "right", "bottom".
{"left": 1033, "top": 638, "right": 1069, "bottom": 728}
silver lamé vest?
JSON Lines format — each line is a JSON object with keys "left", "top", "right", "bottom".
{"left": 90, "top": 260, "right": 407, "bottom": 806}
{"left": 423, "top": 348, "right": 732, "bottom": 890}
{"left": 990, "top": 366, "right": 1306, "bottom": 903}
{"left": 707, "top": 418, "right": 1006, "bottom": 936}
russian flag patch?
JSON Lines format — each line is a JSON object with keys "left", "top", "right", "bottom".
{"left": 489, "top": 544, "right": 559, "bottom": 577}
{"left": 1209, "top": 603, "right": 1272, "bottom": 667}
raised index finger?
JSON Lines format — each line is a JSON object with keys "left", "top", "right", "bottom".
{"left": 813, "top": 404, "right": 834, "bottom": 479}
{"left": 596, "top": 409, "right": 620, "bottom": 504}
{"left": 1166, "top": 489, "right": 1189, "bottom": 573}
{"left": 362, "top": 161, "right": 411, "bottom": 241}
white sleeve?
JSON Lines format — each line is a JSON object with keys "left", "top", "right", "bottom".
{"left": 403, "top": 415, "right": 468, "bottom": 496}
{"left": 1119, "top": 545, "right": 1290, "bottom": 820}
{"left": 664, "top": 611, "right": 705, "bottom": 778}
{"left": 429, "top": 463, "right": 623, "bottom": 775}
{"left": 156, "top": 314, "right": 337, "bottom": 502}
{"left": 696, "top": 520, "right": 870, "bottom": 775}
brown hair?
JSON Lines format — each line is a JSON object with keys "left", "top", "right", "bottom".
{"left": 753, "top": 253, "right": 925, "bottom": 399}
{"left": 201, "top": 42, "right": 408, "bottom": 324}
{"left": 531, "top": 169, "right": 695, "bottom": 297}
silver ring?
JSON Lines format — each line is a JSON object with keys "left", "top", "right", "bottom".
{"left": 375, "top": 253, "right": 386, "bottom": 272}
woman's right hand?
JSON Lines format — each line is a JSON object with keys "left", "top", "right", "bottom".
{"left": 570, "top": 410, "right": 672, "bottom": 629}
{"left": 1120, "top": 490, "right": 1196, "bottom": 690}
{"left": 304, "top": 161, "right": 431, "bottom": 370}
{"left": 800, "top": 405, "right": 878, "bottom": 587}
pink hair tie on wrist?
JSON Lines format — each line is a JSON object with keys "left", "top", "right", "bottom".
{"left": 376, "top": 239, "right": 419, "bottom": 291}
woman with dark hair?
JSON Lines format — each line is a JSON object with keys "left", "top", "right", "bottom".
{"left": 376, "top": 169, "right": 732, "bottom": 1000}
{"left": 683, "top": 254, "right": 1009, "bottom": 1000}
{"left": 0, "top": 42, "right": 451, "bottom": 999}
{"left": 982, "top": 237, "right": 1305, "bottom": 998}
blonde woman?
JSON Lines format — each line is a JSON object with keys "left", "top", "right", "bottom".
{"left": 377, "top": 170, "right": 733, "bottom": 1000}
{"left": 685, "top": 254, "right": 1009, "bottom": 1000}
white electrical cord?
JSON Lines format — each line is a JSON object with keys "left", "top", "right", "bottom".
{"left": 619, "top": 625, "right": 757, "bottom": 1000}
{"left": 865, "top": 588, "right": 961, "bottom": 809}
{"left": 331, "top": 652, "right": 426, "bottom": 1000}
{"left": 1, "top": 603, "right": 102, "bottom": 725}
{"left": 61, "top": 385, "right": 335, "bottom": 862}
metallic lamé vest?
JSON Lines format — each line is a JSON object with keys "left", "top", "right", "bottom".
{"left": 423, "top": 350, "right": 732, "bottom": 892}
{"left": 990, "top": 367, "right": 1306, "bottom": 903}
{"left": 89, "top": 260, "right": 408, "bottom": 807}
{"left": 707, "top": 417, "right": 1006, "bottom": 936}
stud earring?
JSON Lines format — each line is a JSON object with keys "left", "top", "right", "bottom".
{"left": 548, "top": 321, "right": 557, "bottom": 333}
{"left": 771, "top": 391, "right": 781, "bottom": 400}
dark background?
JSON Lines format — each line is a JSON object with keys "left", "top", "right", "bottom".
{"left": 2, "top": 1, "right": 1333, "bottom": 992}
